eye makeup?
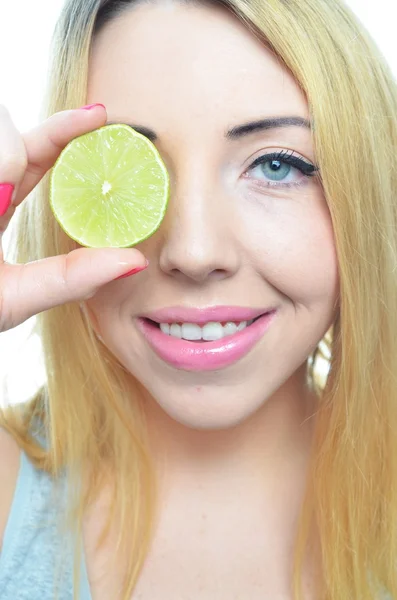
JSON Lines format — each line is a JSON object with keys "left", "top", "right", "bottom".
{"left": 245, "top": 149, "right": 319, "bottom": 190}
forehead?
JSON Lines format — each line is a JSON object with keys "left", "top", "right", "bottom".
{"left": 88, "top": 2, "right": 309, "bottom": 125}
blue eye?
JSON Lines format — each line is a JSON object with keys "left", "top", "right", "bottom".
{"left": 247, "top": 150, "right": 319, "bottom": 188}
{"left": 260, "top": 159, "right": 292, "bottom": 182}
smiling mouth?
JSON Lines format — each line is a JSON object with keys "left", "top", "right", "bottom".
{"left": 142, "top": 313, "right": 266, "bottom": 343}
{"left": 136, "top": 310, "right": 278, "bottom": 371}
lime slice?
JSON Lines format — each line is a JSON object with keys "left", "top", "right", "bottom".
{"left": 49, "top": 124, "right": 169, "bottom": 248}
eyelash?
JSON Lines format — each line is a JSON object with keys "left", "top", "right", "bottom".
{"left": 245, "top": 149, "right": 319, "bottom": 189}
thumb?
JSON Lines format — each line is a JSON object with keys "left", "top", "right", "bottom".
{"left": 1, "top": 247, "right": 147, "bottom": 331}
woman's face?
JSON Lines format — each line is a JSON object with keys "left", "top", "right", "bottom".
{"left": 86, "top": 1, "right": 339, "bottom": 429}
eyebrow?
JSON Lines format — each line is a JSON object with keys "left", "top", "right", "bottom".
{"left": 226, "top": 116, "right": 312, "bottom": 139}
{"left": 106, "top": 115, "right": 312, "bottom": 143}
{"left": 107, "top": 122, "right": 158, "bottom": 142}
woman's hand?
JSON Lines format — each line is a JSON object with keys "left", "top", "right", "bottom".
{"left": 0, "top": 104, "right": 147, "bottom": 333}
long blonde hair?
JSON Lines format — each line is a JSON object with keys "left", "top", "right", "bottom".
{"left": 2, "top": 0, "right": 397, "bottom": 598}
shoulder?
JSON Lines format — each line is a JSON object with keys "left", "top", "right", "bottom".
{"left": 0, "top": 428, "right": 21, "bottom": 551}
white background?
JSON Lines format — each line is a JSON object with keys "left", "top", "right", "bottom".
{"left": 0, "top": 1, "right": 396, "bottom": 404}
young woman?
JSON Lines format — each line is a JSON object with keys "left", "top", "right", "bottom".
{"left": 0, "top": 0, "right": 396, "bottom": 598}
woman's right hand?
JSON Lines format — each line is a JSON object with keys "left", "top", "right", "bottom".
{"left": 0, "top": 104, "right": 148, "bottom": 333}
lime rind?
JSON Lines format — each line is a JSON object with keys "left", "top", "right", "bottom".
{"left": 49, "top": 124, "right": 170, "bottom": 248}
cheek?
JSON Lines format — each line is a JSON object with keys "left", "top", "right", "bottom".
{"left": 239, "top": 192, "right": 339, "bottom": 306}
{"left": 84, "top": 284, "right": 128, "bottom": 336}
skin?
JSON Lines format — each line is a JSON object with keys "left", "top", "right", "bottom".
{"left": 83, "top": 2, "right": 339, "bottom": 596}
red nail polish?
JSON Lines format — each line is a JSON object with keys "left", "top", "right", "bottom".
{"left": 81, "top": 103, "right": 106, "bottom": 111}
{"left": 114, "top": 261, "right": 149, "bottom": 280}
{"left": 0, "top": 184, "right": 14, "bottom": 217}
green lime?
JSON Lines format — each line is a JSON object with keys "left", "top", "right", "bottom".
{"left": 49, "top": 124, "right": 169, "bottom": 248}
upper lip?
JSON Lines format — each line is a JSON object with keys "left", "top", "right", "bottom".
{"left": 140, "top": 306, "right": 276, "bottom": 325}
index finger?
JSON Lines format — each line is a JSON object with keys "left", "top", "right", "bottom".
{"left": 14, "top": 104, "right": 107, "bottom": 206}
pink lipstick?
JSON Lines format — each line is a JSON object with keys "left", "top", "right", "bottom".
{"left": 136, "top": 306, "right": 278, "bottom": 371}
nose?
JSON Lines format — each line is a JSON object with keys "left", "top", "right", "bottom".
{"left": 157, "top": 165, "right": 240, "bottom": 284}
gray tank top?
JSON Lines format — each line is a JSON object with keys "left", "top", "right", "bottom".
{"left": 0, "top": 445, "right": 91, "bottom": 599}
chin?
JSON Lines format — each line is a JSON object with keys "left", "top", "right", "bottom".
{"left": 135, "top": 374, "right": 277, "bottom": 431}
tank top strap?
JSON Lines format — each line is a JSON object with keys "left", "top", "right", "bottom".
{"left": 0, "top": 436, "right": 91, "bottom": 600}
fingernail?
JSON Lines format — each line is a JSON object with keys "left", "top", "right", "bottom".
{"left": 0, "top": 184, "right": 14, "bottom": 217}
{"left": 114, "top": 260, "right": 149, "bottom": 280}
{"left": 81, "top": 103, "right": 106, "bottom": 111}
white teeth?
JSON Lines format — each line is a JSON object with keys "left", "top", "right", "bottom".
{"left": 181, "top": 323, "right": 202, "bottom": 341}
{"left": 223, "top": 322, "right": 238, "bottom": 336}
{"left": 159, "top": 319, "right": 255, "bottom": 341}
{"left": 202, "top": 322, "right": 224, "bottom": 341}
{"left": 169, "top": 323, "right": 182, "bottom": 338}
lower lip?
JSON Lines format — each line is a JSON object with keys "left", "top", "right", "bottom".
{"left": 136, "top": 311, "right": 278, "bottom": 371}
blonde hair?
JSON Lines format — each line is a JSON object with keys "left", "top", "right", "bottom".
{"left": 2, "top": 0, "right": 397, "bottom": 598}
